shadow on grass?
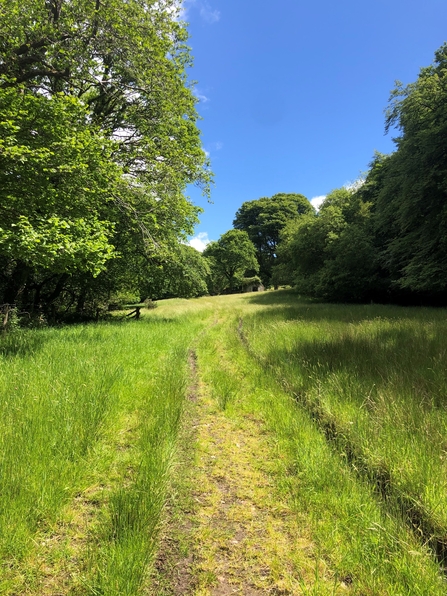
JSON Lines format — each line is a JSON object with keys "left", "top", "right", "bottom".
{"left": 242, "top": 298, "right": 447, "bottom": 564}
{"left": 246, "top": 288, "right": 308, "bottom": 306}
{"left": 0, "top": 329, "right": 48, "bottom": 358}
{"left": 243, "top": 297, "right": 447, "bottom": 411}
{"left": 246, "top": 289, "right": 445, "bottom": 325}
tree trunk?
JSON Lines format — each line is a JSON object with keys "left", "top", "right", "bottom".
{"left": 2, "top": 261, "right": 31, "bottom": 306}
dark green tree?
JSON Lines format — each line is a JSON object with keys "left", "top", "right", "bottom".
{"left": 284, "top": 187, "right": 378, "bottom": 302}
{"left": 233, "top": 193, "right": 313, "bottom": 286}
{"left": 373, "top": 43, "right": 447, "bottom": 297}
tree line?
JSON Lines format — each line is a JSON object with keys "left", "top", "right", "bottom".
{"left": 1, "top": 4, "right": 446, "bottom": 322}
{"left": 207, "top": 43, "right": 447, "bottom": 305}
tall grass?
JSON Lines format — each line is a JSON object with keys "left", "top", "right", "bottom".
{"left": 199, "top": 301, "right": 446, "bottom": 594}
{"left": 0, "top": 301, "right": 212, "bottom": 594}
{"left": 2, "top": 290, "right": 447, "bottom": 593}
{"left": 242, "top": 291, "right": 447, "bottom": 558}
{"left": 87, "top": 352, "right": 188, "bottom": 595}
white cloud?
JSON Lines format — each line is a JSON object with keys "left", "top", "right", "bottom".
{"left": 193, "top": 87, "right": 210, "bottom": 103}
{"left": 199, "top": 2, "right": 220, "bottom": 23}
{"left": 183, "top": 0, "right": 220, "bottom": 23}
{"left": 203, "top": 141, "right": 223, "bottom": 157}
{"left": 189, "top": 232, "right": 211, "bottom": 252}
{"left": 310, "top": 195, "right": 326, "bottom": 211}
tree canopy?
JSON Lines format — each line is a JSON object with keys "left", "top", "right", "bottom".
{"left": 0, "top": 0, "right": 211, "bottom": 319}
{"left": 203, "top": 230, "right": 259, "bottom": 294}
{"left": 233, "top": 193, "right": 314, "bottom": 286}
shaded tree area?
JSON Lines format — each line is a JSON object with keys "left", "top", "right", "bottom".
{"left": 276, "top": 43, "right": 447, "bottom": 305}
{"left": 0, "top": 0, "right": 211, "bottom": 322}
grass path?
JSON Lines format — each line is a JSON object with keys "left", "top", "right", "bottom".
{"left": 152, "top": 297, "right": 446, "bottom": 595}
{"left": 151, "top": 308, "right": 339, "bottom": 596}
{"left": 188, "top": 378, "right": 320, "bottom": 595}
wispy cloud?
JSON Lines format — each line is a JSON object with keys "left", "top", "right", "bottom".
{"left": 200, "top": 1, "right": 220, "bottom": 23}
{"left": 182, "top": 0, "right": 220, "bottom": 23}
{"left": 204, "top": 141, "right": 223, "bottom": 157}
{"left": 193, "top": 87, "right": 210, "bottom": 103}
{"left": 189, "top": 232, "right": 211, "bottom": 252}
{"left": 310, "top": 195, "right": 326, "bottom": 211}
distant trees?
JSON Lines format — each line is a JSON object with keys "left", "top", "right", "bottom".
{"left": 203, "top": 230, "right": 259, "bottom": 294}
{"left": 139, "top": 245, "right": 210, "bottom": 300}
{"left": 233, "top": 193, "right": 314, "bottom": 286}
{"left": 275, "top": 187, "right": 378, "bottom": 301}
{"left": 0, "top": 0, "right": 211, "bottom": 319}
{"left": 274, "top": 43, "right": 447, "bottom": 305}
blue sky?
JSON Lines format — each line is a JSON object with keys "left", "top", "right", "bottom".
{"left": 184, "top": 0, "right": 447, "bottom": 251}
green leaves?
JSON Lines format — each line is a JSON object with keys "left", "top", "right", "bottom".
{"left": 233, "top": 193, "right": 313, "bottom": 285}
{"left": 0, "top": 215, "right": 115, "bottom": 276}
{"left": 0, "top": 1, "right": 212, "bottom": 316}
{"left": 204, "top": 230, "right": 259, "bottom": 294}
{"left": 0, "top": 89, "right": 119, "bottom": 276}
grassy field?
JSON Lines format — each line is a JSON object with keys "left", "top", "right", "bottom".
{"left": 0, "top": 300, "right": 213, "bottom": 594}
{"left": 1, "top": 291, "right": 447, "bottom": 594}
{"left": 240, "top": 293, "right": 447, "bottom": 556}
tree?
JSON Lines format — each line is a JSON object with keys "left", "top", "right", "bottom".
{"left": 0, "top": 90, "right": 120, "bottom": 308}
{"left": 233, "top": 193, "right": 314, "bottom": 286}
{"left": 203, "top": 230, "right": 259, "bottom": 294}
{"left": 0, "top": 0, "right": 211, "bottom": 317}
{"left": 372, "top": 43, "right": 447, "bottom": 298}
{"left": 284, "top": 187, "right": 378, "bottom": 302}
{"left": 138, "top": 245, "right": 210, "bottom": 300}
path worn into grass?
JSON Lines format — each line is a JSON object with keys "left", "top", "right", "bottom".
{"left": 190, "top": 388, "right": 314, "bottom": 595}
{"left": 152, "top": 323, "right": 332, "bottom": 596}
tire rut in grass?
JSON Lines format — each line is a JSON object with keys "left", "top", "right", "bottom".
{"left": 147, "top": 350, "right": 200, "bottom": 595}
{"left": 152, "top": 340, "right": 327, "bottom": 595}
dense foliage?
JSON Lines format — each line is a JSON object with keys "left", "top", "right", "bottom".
{"left": 275, "top": 44, "right": 447, "bottom": 304}
{"left": 203, "top": 229, "right": 259, "bottom": 294}
{"left": 233, "top": 193, "right": 314, "bottom": 286}
{"left": 0, "top": 0, "right": 211, "bottom": 320}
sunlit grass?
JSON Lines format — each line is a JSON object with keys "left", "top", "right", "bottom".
{"left": 194, "top": 306, "right": 446, "bottom": 594}
{"left": 1, "top": 290, "right": 447, "bottom": 594}
{"left": 241, "top": 290, "right": 447, "bottom": 557}
{"left": 0, "top": 307, "right": 213, "bottom": 594}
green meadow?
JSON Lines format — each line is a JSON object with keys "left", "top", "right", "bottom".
{"left": 1, "top": 291, "right": 447, "bottom": 594}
